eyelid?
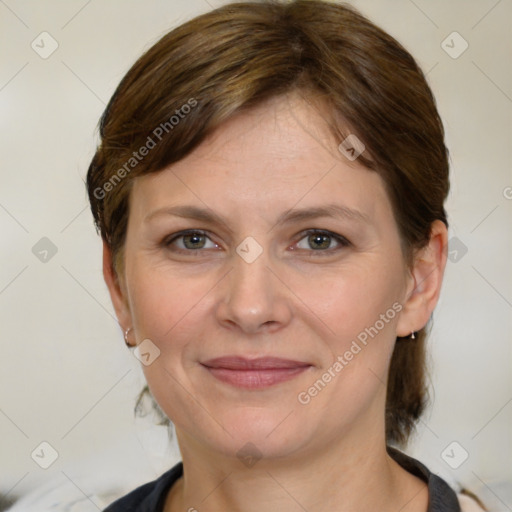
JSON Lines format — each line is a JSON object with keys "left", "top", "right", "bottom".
{"left": 292, "top": 228, "right": 351, "bottom": 252}
{"left": 163, "top": 228, "right": 350, "bottom": 255}
{"left": 164, "top": 229, "right": 218, "bottom": 249}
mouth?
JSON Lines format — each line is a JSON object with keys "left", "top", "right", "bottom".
{"left": 200, "top": 356, "right": 312, "bottom": 389}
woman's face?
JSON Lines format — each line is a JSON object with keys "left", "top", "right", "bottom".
{"left": 115, "top": 93, "right": 420, "bottom": 461}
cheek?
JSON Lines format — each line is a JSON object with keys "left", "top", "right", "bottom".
{"left": 125, "top": 255, "right": 236, "bottom": 427}
{"left": 126, "top": 264, "right": 214, "bottom": 421}
{"left": 299, "top": 262, "right": 403, "bottom": 343}
{"left": 292, "top": 266, "right": 403, "bottom": 417}
{"left": 293, "top": 261, "right": 405, "bottom": 406}
{"left": 126, "top": 259, "right": 214, "bottom": 355}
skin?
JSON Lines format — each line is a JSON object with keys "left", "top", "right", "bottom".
{"left": 104, "top": 91, "right": 448, "bottom": 512}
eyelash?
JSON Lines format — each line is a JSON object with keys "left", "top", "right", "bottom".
{"left": 162, "top": 229, "right": 351, "bottom": 256}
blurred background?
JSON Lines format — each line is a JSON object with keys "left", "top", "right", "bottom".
{"left": 0, "top": 0, "right": 511, "bottom": 510}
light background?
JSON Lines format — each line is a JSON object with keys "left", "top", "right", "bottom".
{"left": 0, "top": 0, "right": 511, "bottom": 510}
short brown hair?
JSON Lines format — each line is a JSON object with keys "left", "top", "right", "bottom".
{"left": 87, "top": 0, "right": 449, "bottom": 447}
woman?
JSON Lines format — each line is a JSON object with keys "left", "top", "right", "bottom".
{"left": 86, "top": 1, "right": 487, "bottom": 510}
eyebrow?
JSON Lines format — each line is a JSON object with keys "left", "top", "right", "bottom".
{"left": 144, "top": 203, "right": 370, "bottom": 228}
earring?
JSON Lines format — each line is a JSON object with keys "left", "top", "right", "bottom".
{"left": 410, "top": 331, "right": 416, "bottom": 340}
{"left": 124, "top": 327, "right": 134, "bottom": 347}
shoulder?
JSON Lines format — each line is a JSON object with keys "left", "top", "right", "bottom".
{"left": 103, "top": 461, "right": 183, "bottom": 511}
{"left": 387, "top": 446, "right": 485, "bottom": 512}
{"left": 456, "top": 493, "right": 487, "bottom": 512}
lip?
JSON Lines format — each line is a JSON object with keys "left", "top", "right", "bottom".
{"left": 201, "top": 356, "right": 312, "bottom": 389}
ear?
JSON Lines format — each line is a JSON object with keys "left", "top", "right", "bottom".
{"left": 396, "top": 220, "right": 448, "bottom": 337}
{"left": 102, "top": 240, "right": 133, "bottom": 338}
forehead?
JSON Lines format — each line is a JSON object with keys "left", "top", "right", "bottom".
{"left": 129, "top": 92, "right": 393, "bottom": 227}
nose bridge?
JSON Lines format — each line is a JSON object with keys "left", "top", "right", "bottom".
{"left": 231, "top": 241, "right": 273, "bottom": 309}
{"left": 217, "top": 236, "right": 290, "bottom": 332}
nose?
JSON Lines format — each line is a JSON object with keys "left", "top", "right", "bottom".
{"left": 216, "top": 244, "right": 293, "bottom": 335}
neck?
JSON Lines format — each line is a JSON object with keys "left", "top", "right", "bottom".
{"left": 164, "top": 428, "right": 428, "bottom": 512}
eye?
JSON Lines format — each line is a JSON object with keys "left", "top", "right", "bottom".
{"left": 164, "top": 230, "right": 219, "bottom": 252}
{"left": 162, "top": 229, "right": 350, "bottom": 256}
{"left": 294, "top": 229, "right": 350, "bottom": 253}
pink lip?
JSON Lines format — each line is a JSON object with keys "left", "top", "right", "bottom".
{"left": 201, "top": 357, "right": 312, "bottom": 389}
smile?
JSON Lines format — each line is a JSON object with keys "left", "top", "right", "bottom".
{"left": 200, "top": 356, "right": 312, "bottom": 389}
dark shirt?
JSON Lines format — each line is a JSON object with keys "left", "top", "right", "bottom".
{"left": 103, "top": 446, "right": 461, "bottom": 511}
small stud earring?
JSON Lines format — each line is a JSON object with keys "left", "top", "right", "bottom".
{"left": 124, "top": 327, "right": 134, "bottom": 347}
{"left": 410, "top": 331, "right": 416, "bottom": 340}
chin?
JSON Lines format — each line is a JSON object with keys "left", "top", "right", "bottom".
{"left": 203, "top": 408, "right": 311, "bottom": 461}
